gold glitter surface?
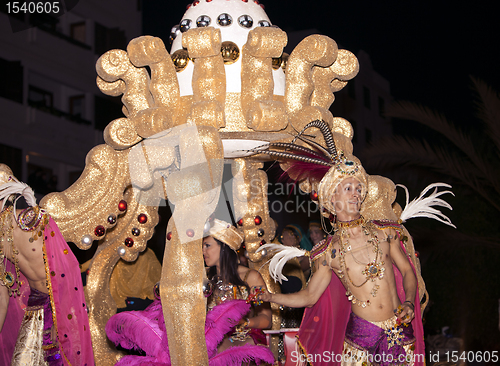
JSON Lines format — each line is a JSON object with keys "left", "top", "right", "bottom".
{"left": 161, "top": 223, "right": 209, "bottom": 366}
{"left": 96, "top": 76, "right": 126, "bottom": 97}
{"left": 40, "top": 145, "right": 131, "bottom": 248}
{"left": 103, "top": 117, "right": 142, "bottom": 149}
{"left": 110, "top": 248, "right": 161, "bottom": 308}
{"left": 241, "top": 28, "right": 288, "bottom": 132}
{"left": 87, "top": 185, "right": 159, "bottom": 363}
{"left": 183, "top": 27, "right": 222, "bottom": 58}
{"left": 96, "top": 50, "right": 153, "bottom": 118}
{"left": 127, "top": 36, "right": 181, "bottom": 112}
{"left": 133, "top": 107, "right": 174, "bottom": 138}
{"left": 362, "top": 175, "right": 398, "bottom": 222}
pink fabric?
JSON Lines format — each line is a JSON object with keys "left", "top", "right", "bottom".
{"left": 44, "top": 217, "right": 94, "bottom": 365}
{"left": 297, "top": 275, "right": 350, "bottom": 366}
{"left": 297, "top": 233, "right": 425, "bottom": 366}
{"left": 0, "top": 269, "right": 29, "bottom": 364}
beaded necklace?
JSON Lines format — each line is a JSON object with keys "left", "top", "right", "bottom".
{"left": 0, "top": 207, "right": 22, "bottom": 296}
{"left": 336, "top": 216, "right": 385, "bottom": 308}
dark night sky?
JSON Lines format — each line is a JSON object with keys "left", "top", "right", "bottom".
{"left": 143, "top": 0, "right": 500, "bottom": 122}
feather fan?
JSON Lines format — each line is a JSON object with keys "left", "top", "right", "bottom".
{"left": 397, "top": 183, "right": 456, "bottom": 228}
{"left": 209, "top": 344, "right": 275, "bottom": 366}
{"left": 0, "top": 178, "right": 37, "bottom": 212}
{"left": 257, "top": 244, "right": 307, "bottom": 283}
{"left": 105, "top": 299, "right": 170, "bottom": 362}
{"left": 205, "top": 299, "right": 250, "bottom": 356}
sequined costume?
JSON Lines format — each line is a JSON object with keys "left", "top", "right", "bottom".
{"left": 295, "top": 222, "right": 425, "bottom": 366}
{"left": 207, "top": 273, "right": 267, "bottom": 347}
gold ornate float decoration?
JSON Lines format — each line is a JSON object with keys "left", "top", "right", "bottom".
{"left": 39, "top": 1, "right": 426, "bottom": 365}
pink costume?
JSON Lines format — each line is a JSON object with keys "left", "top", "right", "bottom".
{"left": 296, "top": 221, "right": 425, "bottom": 366}
{"left": 1, "top": 215, "right": 94, "bottom": 365}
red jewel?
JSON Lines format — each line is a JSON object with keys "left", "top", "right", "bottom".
{"left": 118, "top": 200, "right": 127, "bottom": 212}
{"left": 367, "top": 300, "right": 370, "bottom": 303}
{"left": 206, "top": 0, "right": 212, "bottom": 2}
{"left": 329, "top": 213, "right": 336, "bottom": 223}
{"left": 137, "top": 213, "right": 148, "bottom": 224}
{"left": 415, "top": 251, "right": 419, "bottom": 258}
{"left": 186, "top": 229, "right": 195, "bottom": 237}
{"left": 94, "top": 225, "right": 105, "bottom": 237}
{"left": 124, "top": 238, "right": 134, "bottom": 247}
{"left": 254, "top": 216, "right": 262, "bottom": 225}
{"left": 242, "top": 0, "right": 248, "bottom": 2}
{"left": 186, "top": 3, "right": 191, "bottom": 9}
{"left": 193, "top": 0, "right": 199, "bottom": 5}
{"left": 237, "top": 218, "right": 243, "bottom": 226}
{"left": 310, "top": 191, "right": 318, "bottom": 201}
{"left": 260, "top": 3, "right": 265, "bottom": 9}
{"left": 260, "top": 240, "right": 266, "bottom": 246}
{"left": 254, "top": 0, "right": 259, "bottom": 4}
{"left": 167, "top": 232, "right": 172, "bottom": 241}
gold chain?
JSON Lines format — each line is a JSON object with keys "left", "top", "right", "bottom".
{"left": 337, "top": 221, "right": 385, "bottom": 308}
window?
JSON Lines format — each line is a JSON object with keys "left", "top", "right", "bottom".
{"left": 365, "top": 128, "right": 372, "bottom": 144}
{"left": 378, "top": 96, "right": 385, "bottom": 118}
{"left": 0, "top": 58, "right": 23, "bottom": 103}
{"left": 0, "top": 143, "right": 22, "bottom": 179}
{"left": 69, "top": 95, "right": 85, "bottom": 118}
{"left": 94, "top": 22, "right": 127, "bottom": 55}
{"left": 28, "top": 85, "right": 53, "bottom": 109}
{"left": 70, "top": 22, "right": 86, "bottom": 44}
{"left": 363, "top": 86, "right": 371, "bottom": 109}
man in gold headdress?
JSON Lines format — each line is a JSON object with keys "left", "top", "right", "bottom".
{"left": 0, "top": 164, "right": 94, "bottom": 365}
{"left": 259, "top": 156, "right": 426, "bottom": 366}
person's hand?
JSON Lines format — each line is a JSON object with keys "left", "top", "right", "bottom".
{"left": 257, "top": 289, "right": 273, "bottom": 303}
{"left": 395, "top": 301, "right": 415, "bottom": 324}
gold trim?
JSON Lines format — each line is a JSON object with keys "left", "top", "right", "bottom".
{"left": 296, "top": 335, "right": 314, "bottom": 366}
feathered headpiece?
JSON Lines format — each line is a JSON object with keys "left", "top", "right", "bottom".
{"left": 0, "top": 164, "right": 37, "bottom": 212}
{"left": 248, "top": 119, "right": 368, "bottom": 215}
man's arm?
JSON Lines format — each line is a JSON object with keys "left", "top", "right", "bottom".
{"left": 260, "top": 258, "right": 333, "bottom": 308}
{"left": 0, "top": 283, "right": 9, "bottom": 331}
{"left": 390, "top": 230, "right": 418, "bottom": 323}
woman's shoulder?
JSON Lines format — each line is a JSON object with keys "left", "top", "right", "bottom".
{"left": 238, "top": 266, "right": 264, "bottom": 286}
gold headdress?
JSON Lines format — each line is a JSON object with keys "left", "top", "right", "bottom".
{"left": 206, "top": 219, "right": 244, "bottom": 252}
{"left": 317, "top": 153, "right": 368, "bottom": 215}
{"left": 249, "top": 119, "right": 368, "bottom": 215}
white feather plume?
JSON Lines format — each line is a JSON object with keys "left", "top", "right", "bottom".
{"left": 0, "top": 177, "right": 37, "bottom": 212}
{"left": 257, "top": 244, "right": 307, "bottom": 284}
{"left": 397, "top": 183, "right": 456, "bottom": 228}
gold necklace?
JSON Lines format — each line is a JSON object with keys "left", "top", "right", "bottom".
{"left": 335, "top": 215, "right": 365, "bottom": 229}
{"left": 337, "top": 221, "right": 385, "bottom": 308}
{"left": 0, "top": 207, "right": 22, "bottom": 297}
